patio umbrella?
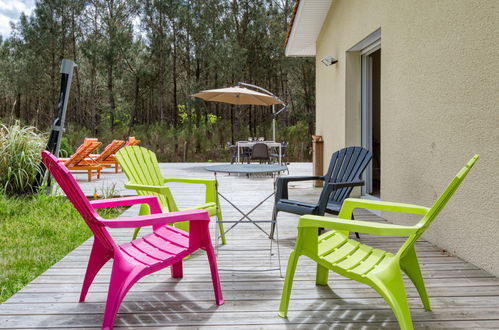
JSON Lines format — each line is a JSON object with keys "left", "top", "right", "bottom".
{"left": 192, "top": 83, "right": 287, "bottom": 141}
{"left": 192, "top": 86, "right": 283, "bottom": 106}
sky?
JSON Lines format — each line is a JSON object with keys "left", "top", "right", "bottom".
{"left": 0, "top": 0, "right": 35, "bottom": 38}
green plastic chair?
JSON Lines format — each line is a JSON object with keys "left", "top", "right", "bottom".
{"left": 279, "top": 155, "right": 479, "bottom": 330}
{"left": 115, "top": 146, "right": 226, "bottom": 244}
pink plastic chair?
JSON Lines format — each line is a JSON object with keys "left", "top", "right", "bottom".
{"left": 42, "top": 151, "right": 223, "bottom": 330}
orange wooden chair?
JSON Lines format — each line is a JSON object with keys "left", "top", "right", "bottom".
{"left": 125, "top": 136, "right": 141, "bottom": 146}
{"left": 88, "top": 139, "right": 126, "bottom": 173}
{"left": 62, "top": 140, "right": 103, "bottom": 181}
{"left": 74, "top": 138, "right": 98, "bottom": 153}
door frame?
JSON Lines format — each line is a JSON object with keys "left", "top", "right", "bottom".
{"left": 360, "top": 40, "right": 381, "bottom": 198}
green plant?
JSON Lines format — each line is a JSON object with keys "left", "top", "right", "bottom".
{"left": 0, "top": 192, "right": 126, "bottom": 303}
{"left": 0, "top": 121, "right": 46, "bottom": 196}
{"left": 92, "top": 182, "right": 119, "bottom": 199}
{"left": 61, "top": 117, "right": 313, "bottom": 163}
{"left": 59, "top": 136, "right": 73, "bottom": 157}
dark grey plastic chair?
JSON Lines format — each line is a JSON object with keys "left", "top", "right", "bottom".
{"left": 226, "top": 142, "right": 237, "bottom": 164}
{"left": 270, "top": 141, "right": 288, "bottom": 164}
{"left": 251, "top": 143, "right": 270, "bottom": 163}
{"left": 227, "top": 142, "right": 250, "bottom": 164}
{"left": 269, "top": 146, "right": 372, "bottom": 239}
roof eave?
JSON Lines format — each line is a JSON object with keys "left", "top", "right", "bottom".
{"left": 284, "top": 0, "right": 333, "bottom": 57}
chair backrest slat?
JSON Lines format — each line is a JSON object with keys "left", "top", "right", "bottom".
{"left": 251, "top": 143, "right": 270, "bottom": 160}
{"left": 125, "top": 136, "right": 141, "bottom": 146}
{"left": 327, "top": 148, "right": 343, "bottom": 183}
{"left": 65, "top": 141, "right": 102, "bottom": 167}
{"left": 115, "top": 146, "right": 171, "bottom": 210}
{"left": 42, "top": 151, "right": 116, "bottom": 252}
{"left": 74, "top": 138, "right": 98, "bottom": 154}
{"left": 398, "top": 155, "right": 479, "bottom": 258}
{"left": 321, "top": 146, "right": 372, "bottom": 205}
{"left": 94, "top": 140, "right": 125, "bottom": 162}
{"left": 335, "top": 148, "right": 371, "bottom": 202}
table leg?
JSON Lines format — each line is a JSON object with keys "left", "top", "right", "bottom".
{"left": 279, "top": 144, "right": 282, "bottom": 164}
{"left": 217, "top": 191, "right": 274, "bottom": 237}
{"left": 210, "top": 169, "right": 283, "bottom": 275}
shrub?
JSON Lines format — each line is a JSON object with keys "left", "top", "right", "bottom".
{"left": 59, "top": 136, "right": 73, "bottom": 157}
{"left": 0, "top": 121, "right": 46, "bottom": 196}
{"left": 0, "top": 192, "right": 124, "bottom": 303}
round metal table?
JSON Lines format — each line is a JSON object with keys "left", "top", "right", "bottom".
{"left": 205, "top": 164, "right": 286, "bottom": 275}
{"left": 205, "top": 164, "right": 287, "bottom": 175}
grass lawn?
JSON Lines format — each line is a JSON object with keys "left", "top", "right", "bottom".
{"left": 0, "top": 193, "right": 125, "bottom": 303}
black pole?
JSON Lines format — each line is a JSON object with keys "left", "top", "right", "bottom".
{"left": 34, "top": 59, "right": 76, "bottom": 189}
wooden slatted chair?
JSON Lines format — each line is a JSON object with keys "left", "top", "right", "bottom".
{"left": 270, "top": 146, "right": 372, "bottom": 239}
{"left": 62, "top": 140, "right": 103, "bottom": 181}
{"left": 278, "top": 155, "right": 479, "bottom": 330}
{"left": 125, "top": 136, "right": 140, "bottom": 146}
{"left": 88, "top": 139, "right": 126, "bottom": 173}
{"left": 42, "top": 150, "right": 223, "bottom": 330}
{"left": 115, "top": 146, "right": 227, "bottom": 244}
{"left": 76, "top": 137, "right": 99, "bottom": 152}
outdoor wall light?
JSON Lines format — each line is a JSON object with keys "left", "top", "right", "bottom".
{"left": 321, "top": 56, "right": 338, "bottom": 66}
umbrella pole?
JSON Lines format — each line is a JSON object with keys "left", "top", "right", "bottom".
{"left": 272, "top": 104, "right": 276, "bottom": 141}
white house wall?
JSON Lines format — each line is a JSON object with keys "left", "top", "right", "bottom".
{"left": 315, "top": 0, "right": 499, "bottom": 275}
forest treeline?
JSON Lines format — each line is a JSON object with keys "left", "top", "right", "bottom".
{"left": 0, "top": 0, "right": 315, "bottom": 161}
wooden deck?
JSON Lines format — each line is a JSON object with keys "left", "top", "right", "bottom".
{"left": 2, "top": 163, "right": 499, "bottom": 329}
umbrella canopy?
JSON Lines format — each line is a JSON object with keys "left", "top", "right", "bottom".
{"left": 192, "top": 86, "right": 284, "bottom": 106}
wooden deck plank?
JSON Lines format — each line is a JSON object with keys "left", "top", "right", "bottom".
{"left": 1, "top": 162, "right": 498, "bottom": 329}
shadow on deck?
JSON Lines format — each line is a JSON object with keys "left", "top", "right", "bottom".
{"left": 1, "top": 162, "right": 498, "bottom": 329}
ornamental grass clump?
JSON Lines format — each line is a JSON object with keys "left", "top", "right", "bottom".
{"left": 0, "top": 121, "right": 46, "bottom": 196}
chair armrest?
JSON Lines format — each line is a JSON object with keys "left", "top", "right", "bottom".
{"left": 338, "top": 198, "right": 430, "bottom": 219}
{"left": 163, "top": 178, "right": 216, "bottom": 185}
{"left": 317, "top": 181, "right": 365, "bottom": 214}
{"left": 98, "top": 209, "right": 210, "bottom": 228}
{"left": 124, "top": 182, "right": 171, "bottom": 194}
{"left": 279, "top": 176, "right": 324, "bottom": 183}
{"left": 162, "top": 178, "right": 217, "bottom": 204}
{"left": 275, "top": 176, "right": 325, "bottom": 200}
{"left": 89, "top": 195, "right": 162, "bottom": 214}
{"left": 298, "top": 215, "right": 419, "bottom": 237}
{"left": 329, "top": 180, "right": 365, "bottom": 190}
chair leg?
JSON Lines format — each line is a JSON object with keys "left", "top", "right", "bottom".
{"left": 216, "top": 204, "right": 227, "bottom": 245}
{"left": 352, "top": 214, "right": 360, "bottom": 238}
{"left": 115, "top": 163, "right": 119, "bottom": 174}
{"left": 132, "top": 227, "right": 141, "bottom": 240}
{"left": 269, "top": 208, "right": 278, "bottom": 239}
{"left": 87, "top": 170, "right": 92, "bottom": 182}
{"left": 400, "top": 246, "right": 431, "bottom": 311}
{"left": 132, "top": 204, "right": 152, "bottom": 240}
{"left": 205, "top": 243, "right": 224, "bottom": 305}
{"left": 171, "top": 261, "right": 183, "bottom": 278}
{"left": 174, "top": 221, "right": 189, "bottom": 233}
{"left": 80, "top": 241, "right": 111, "bottom": 302}
{"left": 97, "top": 169, "right": 101, "bottom": 179}
{"left": 102, "top": 265, "right": 141, "bottom": 330}
{"left": 278, "top": 250, "right": 300, "bottom": 318}
{"left": 372, "top": 270, "right": 414, "bottom": 330}
{"left": 316, "top": 264, "right": 329, "bottom": 286}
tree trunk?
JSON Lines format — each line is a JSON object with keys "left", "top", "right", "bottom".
{"left": 71, "top": 8, "right": 82, "bottom": 127}
{"left": 89, "top": 56, "right": 98, "bottom": 135}
{"left": 128, "top": 75, "right": 139, "bottom": 137}
{"left": 107, "top": 64, "right": 115, "bottom": 131}
{"left": 158, "top": 11, "right": 165, "bottom": 123}
{"left": 172, "top": 19, "right": 178, "bottom": 126}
